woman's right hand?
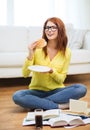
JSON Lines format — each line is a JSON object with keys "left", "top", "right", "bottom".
{"left": 27, "top": 42, "right": 37, "bottom": 60}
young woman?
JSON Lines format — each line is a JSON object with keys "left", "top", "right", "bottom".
{"left": 12, "top": 17, "right": 87, "bottom": 110}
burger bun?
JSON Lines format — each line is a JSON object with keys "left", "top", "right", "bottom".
{"left": 36, "top": 39, "right": 47, "bottom": 48}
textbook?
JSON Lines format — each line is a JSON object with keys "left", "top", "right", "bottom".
{"left": 22, "top": 113, "right": 90, "bottom": 127}
{"left": 26, "top": 109, "right": 60, "bottom": 121}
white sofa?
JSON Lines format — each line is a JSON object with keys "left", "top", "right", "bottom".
{"left": 0, "top": 25, "right": 90, "bottom": 78}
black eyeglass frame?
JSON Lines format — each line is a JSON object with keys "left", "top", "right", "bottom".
{"left": 44, "top": 26, "right": 58, "bottom": 32}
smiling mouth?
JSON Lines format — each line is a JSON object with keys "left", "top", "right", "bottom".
{"left": 47, "top": 33, "right": 54, "bottom": 37}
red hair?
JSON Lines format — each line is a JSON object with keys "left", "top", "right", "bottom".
{"left": 42, "top": 17, "right": 68, "bottom": 56}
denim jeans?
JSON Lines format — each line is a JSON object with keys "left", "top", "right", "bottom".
{"left": 12, "top": 83, "right": 87, "bottom": 110}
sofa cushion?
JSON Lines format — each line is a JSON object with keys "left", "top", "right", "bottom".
{"left": 70, "top": 49, "right": 90, "bottom": 64}
{"left": 66, "top": 24, "right": 73, "bottom": 45}
{"left": 68, "top": 29, "right": 87, "bottom": 49}
{"left": 83, "top": 31, "right": 90, "bottom": 49}
{"left": 0, "top": 52, "right": 27, "bottom": 67}
{"left": 0, "top": 26, "right": 28, "bottom": 52}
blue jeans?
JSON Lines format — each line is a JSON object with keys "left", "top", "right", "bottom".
{"left": 12, "top": 84, "right": 87, "bottom": 110}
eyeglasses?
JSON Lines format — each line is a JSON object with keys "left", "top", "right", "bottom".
{"left": 44, "top": 26, "right": 58, "bottom": 32}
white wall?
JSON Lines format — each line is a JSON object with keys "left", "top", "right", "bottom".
{"left": 0, "top": 0, "right": 90, "bottom": 29}
{"left": 67, "top": 0, "right": 90, "bottom": 29}
{"left": 55, "top": 0, "right": 90, "bottom": 29}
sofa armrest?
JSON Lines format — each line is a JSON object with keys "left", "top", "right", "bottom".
{"left": 83, "top": 31, "right": 90, "bottom": 50}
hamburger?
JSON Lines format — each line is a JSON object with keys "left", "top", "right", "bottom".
{"left": 36, "top": 38, "right": 47, "bottom": 48}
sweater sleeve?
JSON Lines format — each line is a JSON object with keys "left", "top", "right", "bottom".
{"left": 50, "top": 48, "right": 71, "bottom": 84}
{"left": 22, "top": 58, "right": 34, "bottom": 78}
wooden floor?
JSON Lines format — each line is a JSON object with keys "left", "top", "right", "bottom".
{"left": 0, "top": 74, "right": 90, "bottom": 130}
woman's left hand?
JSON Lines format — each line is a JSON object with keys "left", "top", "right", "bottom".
{"left": 48, "top": 68, "right": 53, "bottom": 73}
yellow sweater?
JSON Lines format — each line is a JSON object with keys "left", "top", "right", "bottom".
{"left": 22, "top": 48, "right": 71, "bottom": 91}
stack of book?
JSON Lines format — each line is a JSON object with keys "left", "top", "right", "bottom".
{"left": 22, "top": 99, "right": 90, "bottom": 128}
